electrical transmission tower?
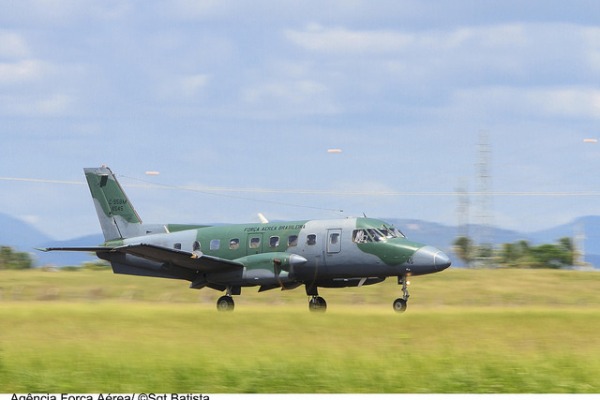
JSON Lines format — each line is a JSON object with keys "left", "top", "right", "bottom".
{"left": 456, "top": 179, "right": 470, "bottom": 239}
{"left": 476, "top": 131, "right": 494, "bottom": 266}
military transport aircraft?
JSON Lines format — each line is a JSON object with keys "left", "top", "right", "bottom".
{"left": 40, "top": 166, "right": 451, "bottom": 312}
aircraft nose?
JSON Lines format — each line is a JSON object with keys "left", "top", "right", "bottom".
{"left": 411, "top": 245, "right": 451, "bottom": 271}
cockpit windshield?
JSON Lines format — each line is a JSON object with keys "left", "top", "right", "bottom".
{"left": 352, "top": 224, "right": 405, "bottom": 243}
{"left": 381, "top": 225, "right": 405, "bottom": 239}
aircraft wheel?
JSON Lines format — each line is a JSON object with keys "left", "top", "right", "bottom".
{"left": 217, "top": 295, "right": 235, "bottom": 311}
{"left": 393, "top": 298, "right": 407, "bottom": 313}
{"left": 309, "top": 296, "right": 327, "bottom": 312}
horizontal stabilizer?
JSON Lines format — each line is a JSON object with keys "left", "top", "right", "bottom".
{"left": 37, "top": 246, "right": 115, "bottom": 253}
{"left": 40, "top": 244, "right": 244, "bottom": 273}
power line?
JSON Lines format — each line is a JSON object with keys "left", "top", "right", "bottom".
{"left": 2, "top": 176, "right": 600, "bottom": 197}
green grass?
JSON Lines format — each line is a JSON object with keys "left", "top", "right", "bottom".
{"left": 0, "top": 268, "right": 599, "bottom": 393}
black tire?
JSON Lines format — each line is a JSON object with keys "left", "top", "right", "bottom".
{"left": 393, "top": 298, "right": 407, "bottom": 313}
{"left": 217, "top": 295, "right": 235, "bottom": 311}
{"left": 309, "top": 296, "right": 327, "bottom": 312}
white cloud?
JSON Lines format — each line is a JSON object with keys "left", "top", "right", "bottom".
{"left": 450, "top": 86, "right": 600, "bottom": 120}
{"left": 0, "top": 60, "right": 46, "bottom": 85}
{"left": 241, "top": 79, "right": 341, "bottom": 117}
{"left": 0, "top": 93, "right": 74, "bottom": 116}
{"left": 582, "top": 27, "right": 600, "bottom": 73}
{"left": 533, "top": 87, "right": 600, "bottom": 119}
{"left": 163, "top": 0, "right": 232, "bottom": 19}
{"left": 179, "top": 74, "right": 210, "bottom": 97}
{"left": 0, "top": 31, "right": 30, "bottom": 59}
{"left": 285, "top": 24, "right": 414, "bottom": 54}
{"left": 156, "top": 73, "right": 210, "bottom": 100}
{"left": 285, "top": 23, "right": 528, "bottom": 56}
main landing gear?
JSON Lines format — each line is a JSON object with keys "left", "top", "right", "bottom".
{"left": 216, "top": 295, "right": 234, "bottom": 311}
{"left": 216, "top": 286, "right": 238, "bottom": 311}
{"left": 308, "top": 296, "right": 327, "bottom": 312}
{"left": 393, "top": 275, "right": 410, "bottom": 313}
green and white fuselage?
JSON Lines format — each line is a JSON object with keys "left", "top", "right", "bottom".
{"left": 42, "top": 166, "right": 451, "bottom": 312}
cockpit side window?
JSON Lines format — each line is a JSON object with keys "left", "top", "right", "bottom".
{"left": 353, "top": 229, "right": 372, "bottom": 243}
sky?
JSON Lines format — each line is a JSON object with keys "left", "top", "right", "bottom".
{"left": 2, "top": 0, "right": 600, "bottom": 241}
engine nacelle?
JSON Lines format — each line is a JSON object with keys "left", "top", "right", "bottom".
{"left": 234, "top": 252, "right": 307, "bottom": 272}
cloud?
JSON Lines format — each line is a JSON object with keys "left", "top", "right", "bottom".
{"left": 156, "top": 73, "right": 210, "bottom": 100}
{"left": 163, "top": 0, "right": 232, "bottom": 19}
{"left": 240, "top": 79, "right": 341, "bottom": 118}
{"left": 450, "top": 86, "right": 600, "bottom": 120}
{"left": 285, "top": 23, "right": 528, "bottom": 55}
{"left": 0, "top": 60, "right": 47, "bottom": 85}
{"left": 285, "top": 23, "right": 414, "bottom": 54}
{"left": 0, "top": 31, "right": 30, "bottom": 59}
{"left": 0, "top": 93, "right": 74, "bottom": 116}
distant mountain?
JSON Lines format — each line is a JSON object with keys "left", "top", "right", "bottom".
{"left": 1, "top": 212, "right": 599, "bottom": 268}
{"left": 35, "top": 234, "right": 104, "bottom": 266}
{"left": 0, "top": 213, "right": 52, "bottom": 249}
{"left": 0, "top": 213, "right": 101, "bottom": 266}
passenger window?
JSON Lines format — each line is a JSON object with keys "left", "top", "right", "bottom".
{"left": 249, "top": 237, "right": 261, "bottom": 249}
{"left": 174, "top": 243, "right": 182, "bottom": 250}
{"left": 210, "top": 239, "right": 220, "bottom": 250}
{"left": 288, "top": 235, "right": 298, "bottom": 247}
{"left": 307, "top": 234, "right": 317, "bottom": 246}
{"left": 229, "top": 238, "right": 240, "bottom": 250}
{"left": 330, "top": 233, "right": 340, "bottom": 245}
{"left": 193, "top": 241, "right": 201, "bottom": 251}
{"left": 269, "top": 236, "right": 280, "bottom": 248}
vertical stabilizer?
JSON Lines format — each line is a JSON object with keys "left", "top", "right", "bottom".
{"left": 84, "top": 166, "right": 145, "bottom": 241}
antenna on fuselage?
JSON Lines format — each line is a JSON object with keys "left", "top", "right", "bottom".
{"left": 258, "top": 213, "right": 269, "bottom": 224}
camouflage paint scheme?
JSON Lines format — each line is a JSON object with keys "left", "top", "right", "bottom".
{"left": 41, "top": 166, "right": 451, "bottom": 312}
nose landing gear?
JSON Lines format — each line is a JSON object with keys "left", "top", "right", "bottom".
{"left": 393, "top": 275, "right": 410, "bottom": 313}
{"left": 306, "top": 283, "right": 327, "bottom": 312}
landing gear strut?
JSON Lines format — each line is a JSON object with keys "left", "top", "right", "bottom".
{"left": 393, "top": 275, "right": 410, "bottom": 313}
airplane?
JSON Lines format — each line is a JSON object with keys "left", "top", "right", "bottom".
{"left": 40, "top": 166, "right": 451, "bottom": 312}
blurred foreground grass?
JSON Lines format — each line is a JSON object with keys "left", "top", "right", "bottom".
{"left": 0, "top": 268, "right": 599, "bottom": 393}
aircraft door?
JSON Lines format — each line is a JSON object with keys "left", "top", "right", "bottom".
{"left": 247, "top": 233, "right": 263, "bottom": 255}
{"left": 327, "top": 229, "right": 342, "bottom": 254}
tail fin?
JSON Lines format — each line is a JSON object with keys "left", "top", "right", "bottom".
{"left": 84, "top": 166, "right": 152, "bottom": 241}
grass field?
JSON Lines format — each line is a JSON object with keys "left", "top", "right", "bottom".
{"left": 0, "top": 268, "right": 599, "bottom": 393}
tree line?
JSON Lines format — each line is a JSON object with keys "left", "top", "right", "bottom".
{"left": 453, "top": 236, "right": 577, "bottom": 269}
{"left": 0, "top": 238, "right": 582, "bottom": 271}
{"left": 0, "top": 246, "right": 33, "bottom": 270}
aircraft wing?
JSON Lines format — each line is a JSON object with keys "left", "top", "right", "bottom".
{"left": 40, "top": 244, "right": 244, "bottom": 273}
{"left": 116, "top": 243, "right": 244, "bottom": 272}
